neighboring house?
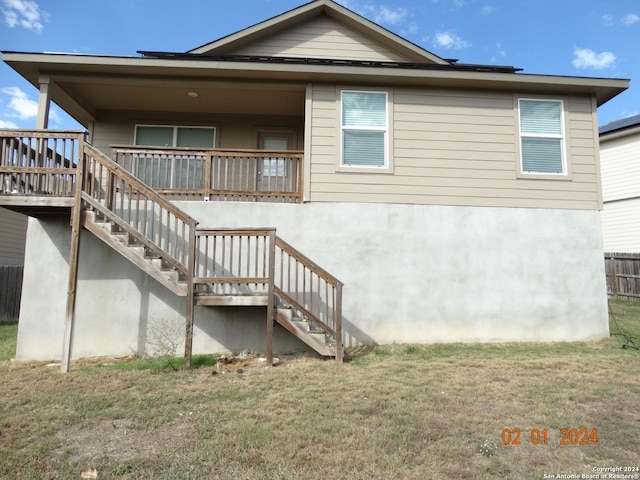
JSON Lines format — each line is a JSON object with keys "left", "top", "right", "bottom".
{"left": 0, "top": 207, "right": 27, "bottom": 266}
{"left": 599, "top": 114, "right": 640, "bottom": 253}
{"left": 0, "top": 0, "right": 629, "bottom": 366}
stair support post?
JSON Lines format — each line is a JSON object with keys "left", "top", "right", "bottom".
{"left": 334, "top": 282, "right": 344, "bottom": 362}
{"left": 266, "top": 229, "right": 277, "bottom": 366}
{"left": 183, "top": 220, "right": 197, "bottom": 369}
{"left": 61, "top": 134, "right": 85, "bottom": 373}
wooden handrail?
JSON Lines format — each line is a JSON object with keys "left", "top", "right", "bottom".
{"left": 83, "top": 144, "right": 198, "bottom": 226}
{"left": 274, "top": 236, "right": 344, "bottom": 361}
{"left": 275, "top": 236, "right": 342, "bottom": 286}
{"left": 112, "top": 145, "right": 304, "bottom": 157}
{"left": 0, "top": 129, "right": 86, "bottom": 138}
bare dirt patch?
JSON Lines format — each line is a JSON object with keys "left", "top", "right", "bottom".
{"left": 54, "top": 419, "right": 192, "bottom": 465}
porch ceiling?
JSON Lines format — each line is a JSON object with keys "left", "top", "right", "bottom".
{"left": 56, "top": 80, "right": 306, "bottom": 118}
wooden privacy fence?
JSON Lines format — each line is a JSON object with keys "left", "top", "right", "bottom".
{"left": 605, "top": 252, "right": 640, "bottom": 301}
{"left": 0, "top": 265, "right": 23, "bottom": 323}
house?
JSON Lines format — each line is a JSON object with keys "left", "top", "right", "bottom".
{"left": 599, "top": 115, "right": 640, "bottom": 253}
{"left": 0, "top": 0, "right": 629, "bottom": 369}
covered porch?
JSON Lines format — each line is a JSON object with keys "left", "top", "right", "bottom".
{"left": 0, "top": 131, "right": 304, "bottom": 206}
{"left": 2, "top": 50, "right": 311, "bottom": 205}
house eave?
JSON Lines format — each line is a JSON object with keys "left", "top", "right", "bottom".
{"left": 2, "top": 51, "right": 629, "bottom": 127}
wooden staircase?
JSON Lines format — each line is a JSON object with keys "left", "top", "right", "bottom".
{"left": 276, "top": 306, "right": 336, "bottom": 357}
{"left": 0, "top": 130, "right": 344, "bottom": 370}
{"left": 82, "top": 210, "right": 189, "bottom": 296}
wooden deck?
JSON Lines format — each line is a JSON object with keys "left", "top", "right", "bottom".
{"left": 0, "top": 129, "right": 343, "bottom": 371}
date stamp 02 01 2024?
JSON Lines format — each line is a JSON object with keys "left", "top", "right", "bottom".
{"left": 501, "top": 429, "right": 639, "bottom": 479}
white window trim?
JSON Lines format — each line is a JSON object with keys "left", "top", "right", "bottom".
{"left": 517, "top": 98, "right": 569, "bottom": 178}
{"left": 337, "top": 88, "right": 394, "bottom": 174}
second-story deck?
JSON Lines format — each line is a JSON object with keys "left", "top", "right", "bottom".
{"left": 0, "top": 130, "right": 304, "bottom": 214}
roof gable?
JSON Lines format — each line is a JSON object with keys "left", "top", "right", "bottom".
{"left": 188, "top": 0, "right": 449, "bottom": 65}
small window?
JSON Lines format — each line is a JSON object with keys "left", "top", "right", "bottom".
{"left": 135, "top": 125, "right": 215, "bottom": 149}
{"left": 518, "top": 99, "right": 566, "bottom": 175}
{"left": 341, "top": 91, "right": 388, "bottom": 168}
{"left": 133, "top": 125, "right": 215, "bottom": 189}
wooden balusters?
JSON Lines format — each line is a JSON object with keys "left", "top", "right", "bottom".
{"left": 112, "top": 146, "right": 303, "bottom": 203}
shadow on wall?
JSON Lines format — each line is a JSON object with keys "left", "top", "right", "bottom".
{"left": 194, "top": 306, "right": 310, "bottom": 355}
{"left": 342, "top": 315, "right": 377, "bottom": 348}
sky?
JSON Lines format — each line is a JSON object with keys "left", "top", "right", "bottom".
{"left": 0, "top": 0, "right": 638, "bottom": 129}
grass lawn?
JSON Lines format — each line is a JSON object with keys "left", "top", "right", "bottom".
{"left": 0, "top": 301, "right": 639, "bottom": 479}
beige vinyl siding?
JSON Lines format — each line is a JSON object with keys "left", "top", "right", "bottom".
{"left": 601, "top": 198, "right": 640, "bottom": 252}
{"left": 232, "top": 15, "right": 411, "bottom": 62}
{"left": 0, "top": 208, "right": 27, "bottom": 261}
{"left": 600, "top": 133, "right": 640, "bottom": 202}
{"left": 308, "top": 85, "right": 600, "bottom": 210}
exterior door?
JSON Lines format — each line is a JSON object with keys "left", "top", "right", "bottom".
{"left": 257, "top": 134, "right": 289, "bottom": 192}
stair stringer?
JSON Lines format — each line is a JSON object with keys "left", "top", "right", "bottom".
{"left": 82, "top": 211, "right": 188, "bottom": 297}
{"left": 275, "top": 307, "right": 335, "bottom": 357}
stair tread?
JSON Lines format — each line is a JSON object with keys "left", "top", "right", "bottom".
{"left": 276, "top": 309, "right": 335, "bottom": 357}
{"left": 82, "top": 211, "right": 187, "bottom": 297}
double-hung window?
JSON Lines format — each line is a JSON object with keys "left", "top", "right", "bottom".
{"left": 341, "top": 91, "right": 388, "bottom": 168}
{"left": 134, "top": 125, "right": 215, "bottom": 189}
{"left": 518, "top": 99, "right": 566, "bottom": 175}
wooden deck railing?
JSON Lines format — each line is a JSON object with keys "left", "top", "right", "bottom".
{"left": 82, "top": 144, "right": 198, "bottom": 276}
{"left": 274, "top": 236, "right": 343, "bottom": 361}
{"left": 113, "top": 146, "right": 303, "bottom": 203}
{"left": 193, "top": 228, "right": 343, "bottom": 360}
{"left": 194, "top": 228, "right": 276, "bottom": 297}
{"left": 0, "top": 130, "right": 84, "bottom": 197}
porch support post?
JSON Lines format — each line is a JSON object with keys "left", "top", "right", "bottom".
{"left": 36, "top": 75, "right": 51, "bottom": 130}
{"left": 61, "top": 133, "right": 85, "bottom": 372}
{"left": 183, "top": 220, "right": 197, "bottom": 369}
{"left": 303, "top": 83, "right": 312, "bottom": 203}
{"left": 266, "top": 229, "right": 277, "bottom": 365}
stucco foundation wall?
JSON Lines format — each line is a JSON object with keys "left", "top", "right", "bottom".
{"left": 16, "top": 203, "right": 609, "bottom": 361}
{"left": 178, "top": 202, "right": 609, "bottom": 346}
{"left": 16, "top": 217, "right": 307, "bottom": 361}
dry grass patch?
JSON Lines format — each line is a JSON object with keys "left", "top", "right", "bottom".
{"left": 0, "top": 301, "right": 639, "bottom": 479}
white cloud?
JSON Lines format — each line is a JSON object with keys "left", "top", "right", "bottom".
{"left": 602, "top": 14, "right": 614, "bottom": 26}
{"left": 1, "top": 86, "right": 38, "bottom": 119}
{"left": 572, "top": 47, "right": 616, "bottom": 69}
{"left": 1, "top": 86, "right": 60, "bottom": 125}
{"left": 373, "top": 6, "right": 408, "bottom": 25}
{"left": 433, "top": 31, "right": 469, "bottom": 49}
{"left": 2, "top": 0, "right": 48, "bottom": 33}
{"left": 0, "top": 119, "right": 19, "bottom": 129}
{"left": 622, "top": 13, "right": 639, "bottom": 26}
{"left": 334, "top": 1, "right": 410, "bottom": 27}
